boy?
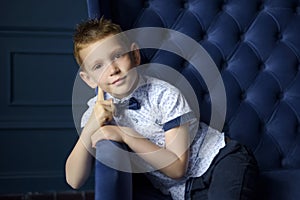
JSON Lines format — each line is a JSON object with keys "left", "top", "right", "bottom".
{"left": 65, "top": 18, "right": 258, "bottom": 200}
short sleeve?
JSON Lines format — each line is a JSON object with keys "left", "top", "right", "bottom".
{"left": 158, "top": 86, "right": 195, "bottom": 131}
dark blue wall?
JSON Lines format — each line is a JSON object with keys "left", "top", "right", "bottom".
{"left": 0, "top": 0, "right": 92, "bottom": 194}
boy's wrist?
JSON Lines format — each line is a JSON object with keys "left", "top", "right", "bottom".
{"left": 119, "top": 126, "right": 142, "bottom": 144}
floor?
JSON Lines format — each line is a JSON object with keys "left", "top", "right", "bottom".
{"left": 0, "top": 191, "right": 94, "bottom": 200}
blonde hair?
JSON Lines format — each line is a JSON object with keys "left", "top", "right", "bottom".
{"left": 73, "top": 17, "right": 123, "bottom": 67}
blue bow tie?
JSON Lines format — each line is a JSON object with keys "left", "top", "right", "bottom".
{"left": 95, "top": 88, "right": 140, "bottom": 110}
{"left": 114, "top": 97, "right": 141, "bottom": 116}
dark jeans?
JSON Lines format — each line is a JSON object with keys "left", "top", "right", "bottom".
{"left": 95, "top": 140, "right": 259, "bottom": 200}
{"left": 185, "top": 140, "right": 259, "bottom": 200}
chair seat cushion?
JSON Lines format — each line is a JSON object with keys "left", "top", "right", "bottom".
{"left": 259, "top": 170, "right": 300, "bottom": 200}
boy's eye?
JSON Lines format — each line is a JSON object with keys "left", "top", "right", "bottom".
{"left": 112, "top": 53, "right": 123, "bottom": 61}
{"left": 93, "top": 64, "right": 103, "bottom": 70}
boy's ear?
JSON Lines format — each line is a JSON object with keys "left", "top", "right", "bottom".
{"left": 130, "top": 43, "right": 141, "bottom": 66}
{"left": 79, "top": 71, "right": 97, "bottom": 88}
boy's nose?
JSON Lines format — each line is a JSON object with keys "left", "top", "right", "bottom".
{"left": 108, "top": 63, "right": 120, "bottom": 76}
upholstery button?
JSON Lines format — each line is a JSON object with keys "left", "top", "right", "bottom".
{"left": 199, "top": 31, "right": 205, "bottom": 39}
{"left": 183, "top": 2, "right": 189, "bottom": 9}
{"left": 260, "top": 122, "right": 266, "bottom": 132}
{"left": 221, "top": 4, "right": 226, "bottom": 11}
{"left": 199, "top": 90, "right": 207, "bottom": 100}
{"left": 277, "top": 32, "right": 283, "bottom": 41}
{"left": 219, "top": 0, "right": 227, "bottom": 11}
{"left": 240, "top": 91, "right": 247, "bottom": 100}
{"left": 221, "top": 60, "right": 227, "bottom": 69}
{"left": 240, "top": 33, "right": 245, "bottom": 41}
{"left": 281, "top": 157, "right": 287, "bottom": 168}
{"left": 183, "top": 61, "right": 189, "bottom": 69}
{"left": 277, "top": 92, "right": 284, "bottom": 100}
{"left": 259, "top": 63, "right": 265, "bottom": 71}
{"left": 202, "top": 32, "right": 208, "bottom": 40}
{"left": 144, "top": 1, "right": 150, "bottom": 8}
{"left": 258, "top": 3, "right": 264, "bottom": 11}
{"left": 204, "top": 92, "right": 210, "bottom": 101}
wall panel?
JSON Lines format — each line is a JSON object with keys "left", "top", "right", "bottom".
{"left": 0, "top": 0, "right": 91, "bottom": 194}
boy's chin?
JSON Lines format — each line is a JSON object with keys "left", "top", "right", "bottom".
{"left": 110, "top": 87, "right": 134, "bottom": 99}
{"left": 111, "top": 77, "right": 138, "bottom": 98}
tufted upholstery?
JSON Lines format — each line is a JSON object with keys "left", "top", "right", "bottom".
{"left": 86, "top": 0, "right": 300, "bottom": 199}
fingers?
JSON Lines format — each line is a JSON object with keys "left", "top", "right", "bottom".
{"left": 91, "top": 131, "right": 101, "bottom": 148}
{"left": 96, "top": 87, "right": 114, "bottom": 112}
{"left": 97, "top": 87, "right": 104, "bottom": 102}
{"left": 94, "top": 115, "right": 112, "bottom": 127}
{"left": 97, "top": 99, "right": 114, "bottom": 113}
{"left": 91, "top": 126, "right": 123, "bottom": 148}
{"left": 94, "top": 104, "right": 113, "bottom": 125}
{"left": 94, "top": 87, "right": 114, "bottom": 125}
{"left": 91, "top": 131, "right": 102, "bottom": 148}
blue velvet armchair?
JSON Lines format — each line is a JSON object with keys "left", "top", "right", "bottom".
{"left": 86, "top": 0, "right": 300, "bottom": 199}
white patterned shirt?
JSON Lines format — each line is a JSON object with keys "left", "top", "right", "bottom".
{"left": 81, "top": 75, "right": 225, "bottom": 200}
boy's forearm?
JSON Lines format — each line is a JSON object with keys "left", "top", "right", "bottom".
{"left": 65, "top": 137, "right": 94, "bottom": 189}
{"left": 65, "top": 119, "right": 97, "bottom": 189}
{"left": 65, "top": 104, "right": 111, "bottom": 189}
{"left": 120, "top": 126, "right": 189, "bottom": 179}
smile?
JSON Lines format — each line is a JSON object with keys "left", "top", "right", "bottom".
{"left": 111, "top": 76, "right": 126, "bottom": 85}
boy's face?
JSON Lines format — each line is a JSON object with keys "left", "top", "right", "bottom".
{"left": 79, "top": 35, "right": 140, "bottom": 99}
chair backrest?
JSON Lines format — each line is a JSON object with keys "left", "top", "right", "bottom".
{"left": 87, "top": 0, "right": 300, "bottom": 199}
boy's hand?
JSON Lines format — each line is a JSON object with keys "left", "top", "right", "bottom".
{"left": 91, "top": 126, "right": 144, "bottom": 148}
{"left": 91, "top": 125, "right": 123, "bottom": 147}
{"left": 94, "top": 87, "right": 115, "bottom": 126}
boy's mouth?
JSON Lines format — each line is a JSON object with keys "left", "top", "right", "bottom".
{"left": 111, "top": 76, "right": 126, "bottom": 85}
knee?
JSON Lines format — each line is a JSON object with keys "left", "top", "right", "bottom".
{"left": 95, "top": 140, "right": 131, "bottom": 170}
